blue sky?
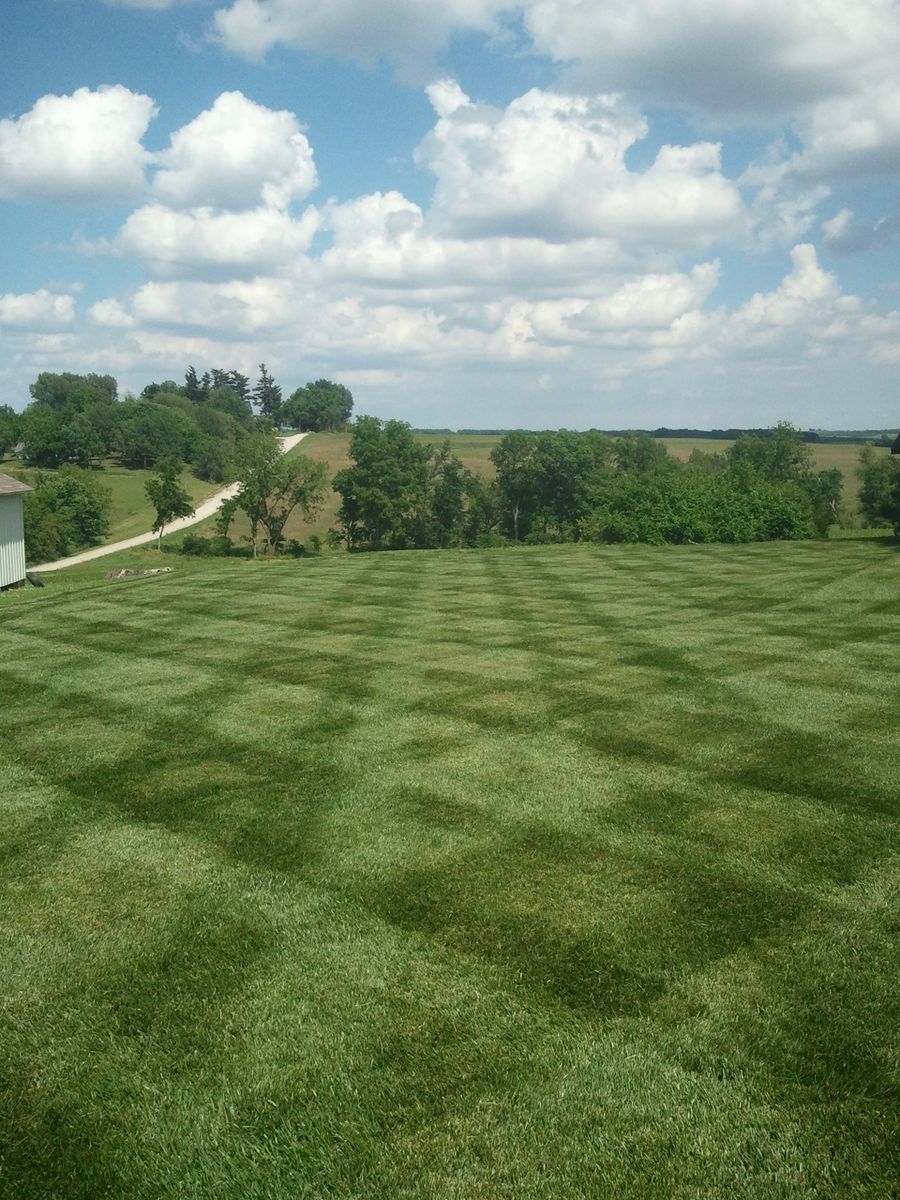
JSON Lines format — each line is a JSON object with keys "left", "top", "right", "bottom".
{"left": 1, "top": 0, "right": 898, "bottom": 429}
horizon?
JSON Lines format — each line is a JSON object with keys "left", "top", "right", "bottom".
{"left": 1, "top": 1, "right": 899, "bottom": 429}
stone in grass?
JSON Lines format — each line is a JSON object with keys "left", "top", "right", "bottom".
{"left": 106, "top": 567, "right": 175, "bottom": 579}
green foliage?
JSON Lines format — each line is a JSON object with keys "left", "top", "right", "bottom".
{"left": 490, "top": 430, "right": 537, "bottom": 542}
{"left": 857, "top": 442, "right": 900, "bottom": 533}
{"left": 727, "top": 423, "right": 841, "bottom": 537}
{"left": 144, "top": 457, "right": 195, "bottom": 547}
{"left": 22, "top": 465, "right": 112, "bottom": 561}
{"left": 251, "top": 363, "right": 283, "bottom": 425}
{"left": 118, "top": 400, "right": 199, "bottom": 470}
{"left": 18, "top": 372, "right": 119, "bottom": 468}
{"left": 333, "top": 417, "right": 483, "bottom": 550}
{"left": 584, "top": 466, "right": 816, "bottom": 544}
{"left": 29, "top": 371, "right": 117, "bottom": 408}
{"left": 219, "top": 432, "right": 328, "bottom": 555}
{"left": 283, "top": 379, "right": 353, "bottom": 431}
{"left": 0, "top": 404, "right": 19, "bottom": 456}
{"left": 206, "top": 385, "right": 255, "bottom": 430}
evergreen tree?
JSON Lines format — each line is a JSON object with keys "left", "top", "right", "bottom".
{"left": 252, "top": 363, "right": 283, "bottom": 425}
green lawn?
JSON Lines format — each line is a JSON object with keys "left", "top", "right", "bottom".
{"left": 1, "top": 539, "right": 898, "bottom": 1199}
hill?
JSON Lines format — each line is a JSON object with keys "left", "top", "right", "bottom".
{"left": 1, "top": 538, "right": 897, "bottom": 1197}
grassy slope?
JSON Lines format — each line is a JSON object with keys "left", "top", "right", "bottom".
{"left": 0, "top": 458, "right": 221, "bottom": 542}
{"left": 1, "top": 538, "right": 898, "bottom": 1199}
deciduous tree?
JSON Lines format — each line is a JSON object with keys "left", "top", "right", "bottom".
{"left": 145, "top": 457, "right": 195, "bottom": 549}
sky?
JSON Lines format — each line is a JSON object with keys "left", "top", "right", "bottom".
{"left": 1, "top": 0, "right": 898, "bottom": 430}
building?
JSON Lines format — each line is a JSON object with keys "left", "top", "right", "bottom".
{"left": 0, "top": 473, "right": 32, "bottom": 590}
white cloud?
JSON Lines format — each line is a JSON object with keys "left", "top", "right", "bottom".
{"left": 0, "top": 86, "right": 156, "bottom": 202}
{"left": 722, "top": 244, "right": 851, "bottom": 346}
{"left": 212, "top": 0, "right": 508, "bottom": 75}
{"left": 523, "top": 0, "right": 900, "bottom": 122}
{"left": 0, "top": 290, "right": 76, "bottom": 330}
{"left": 112, "top": 203, "right": 321, "bottom": 278}
{"left": 823, "top": 207, "right": 900, "bottom": 254}
{"left": 790, "top": 80, "right": 900, "bottom": 180}
{"left": 152, "top": 91, "right": 317, "bottom": 210}
{"left": 417, "top": 87, "right": 745, "bottom": 247}
{"left": 88, "top": 299, "right": 137, "bottom": 328}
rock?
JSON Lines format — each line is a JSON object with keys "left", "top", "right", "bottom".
{"left": 105, "top": 567, "right": 175, "bottom": 579}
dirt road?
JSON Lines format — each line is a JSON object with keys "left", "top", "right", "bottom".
{"left": 33, "top": 433, "right": 310, "bottom": 573}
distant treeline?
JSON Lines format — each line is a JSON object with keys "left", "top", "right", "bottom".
{"left": 0, "top": 367, "right": 354, "bottom": 483}
{"left": 332, "top": 420, "right": 845, "bottom": 552}
{"left": 416, "top": 426, "right": 897, "bottom": 446}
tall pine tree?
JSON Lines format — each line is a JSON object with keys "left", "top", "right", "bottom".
{"left": 252, "top": 363, "right": 283, "bottom": 425}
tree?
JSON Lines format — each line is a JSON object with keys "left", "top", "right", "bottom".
{"left": 29, "top": 372, "right": 117, "bottom": 409}
{"left": 22, "top": 466, "right": 112, "bottom": 562}
{"left": 118, "top": 400, "right": 199, "bottom": 469}
{"left": 490, "top": 431, "right": 536, "bottom": 542}
{"left": 332, "top": 417, "right": 431, "bottom": 550}
{"left": 145, "top": 458, "right": 195, "bottom": 549}
{"left": 206, "top": 384, "right": 254, "bottom": 429}
{"left": 0, "top": 405, "right": 18, "bottom": 458}
{"left": 218, "top": 433, "right": 327, "bottom": 556}
{"left": 18, "top": 372, "right": 119, "bottom": 467}
{"left": 614, "top": 431, "right": 671, "bottom": 475}
{"left": 252, "top": 363, "right": 283, "bottom": 425}
{"left": 727, "top": 423, "right": 841, "bottom": 537}
{"left": 858, "top": 444, "right": 900, "bottom": 533}
{"left": 283, "top": 379, "right": 353, "bottom": 431}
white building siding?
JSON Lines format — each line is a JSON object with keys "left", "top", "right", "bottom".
{"left": 0, "top": 494, "right": 27, "bottom": 588}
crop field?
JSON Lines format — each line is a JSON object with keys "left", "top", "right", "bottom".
{"left": 1, "top": 538, "right": 898, "bottom": 1198}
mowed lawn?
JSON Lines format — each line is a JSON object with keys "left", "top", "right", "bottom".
{"left": 0, "top": 539, "right": 898, "bottom": 1199}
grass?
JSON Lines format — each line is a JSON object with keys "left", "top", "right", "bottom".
{"left": 1, "top": 537, "right": 898, "bottom": 1198}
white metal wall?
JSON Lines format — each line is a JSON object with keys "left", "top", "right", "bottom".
{"left": 0, "top": 494, "right": 27, "bottom": 588}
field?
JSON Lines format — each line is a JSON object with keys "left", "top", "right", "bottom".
{"left": 1, "top": 537, "right": 898, "bottom": 1198}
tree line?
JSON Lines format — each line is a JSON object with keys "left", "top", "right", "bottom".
{"left": 328, "top": 419, "right": 846, "bottom": 551}
{"left": 0, "top": 366, "right": 353, "bottom": 478}
{"left": 2, "top": 365, "right": 352, "bottom": 562}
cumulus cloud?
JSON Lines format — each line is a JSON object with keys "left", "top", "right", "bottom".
{"left": 789, "top": 80, "right": 900, "bottom": 180}
{"left": 0, "top": 86, "right": 156, "bottom": 202}
{"left": 212, "top": 0, "right": 509, "bottom": 75}
{"left": 523, "top": 0, "right": 900, "bottom": 122}
{"left": 89, "top": 299, "right": 137, "bottom": 328}
{"left": 112, "top": 203, "right": 321, "bottom": 278}
{"left": 317, "top": 191, "right": 629, "bottom": 301}
{"left": 417, "top": 86, "right": 745, "bottom": 247}
{"left": 151, "top": 91, "right": 317, "bottom": 210}
{"left": 0, "top": 290, "right": 76, "bottom": 329}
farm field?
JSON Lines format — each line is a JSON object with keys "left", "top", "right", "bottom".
{"left": 1, "top": 537, "right": 898, "bottom": 1198}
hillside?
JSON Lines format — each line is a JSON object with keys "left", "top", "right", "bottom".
{"left": 1, "top": 539, "right": 897, "bottom": 1197}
